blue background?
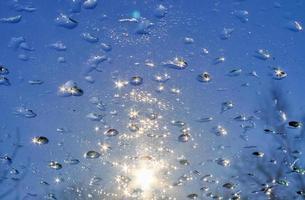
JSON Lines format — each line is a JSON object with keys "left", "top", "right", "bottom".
{"left": 0, "top": 0, "right": 305, "bottom": 199}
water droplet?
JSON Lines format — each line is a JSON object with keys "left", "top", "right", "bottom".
{"left": 214, "top": 125, "right": 228, "bottom": 136}
{"left": 55, "top": 13, "right": 78, "bottom": 29}
{"left": 32, "top": 136, "right": 49, "bottom": 145}
{"left": 0, "top": 15, "right": 22, "bottom": 23}
{"left": 233, "top": 10, "right": 249, "bottom": 23}
{"left": 154, "top": 4, "right": 167, "bottom": 18}
{"left": 86, "top": 113, "right": 104, "bottom": 121}
{"left": 216, "top": 158, "right": 230, "bottom": 167}
{"left": 45, "top": 193, "right": 57, "bottom": 200}
{"left": 171, "top": 120, "right": 186, "bottom": 127}
{"left": 220, "top": 28, "right": 234, "bottom": 39}
{"left": 15, "top": 106, "right": 37, "bottom": 118}
{"left": 223, "top": 182, "right": 235, "bottom": 189}
{"left": 214, "top": 56, "right": 225, "bottom": 64}
{"left": 0, "top": 65, "right": 9, "bottom": 75}
{"left": 288, "top": 21, "right": 303, "bottom": 32}
{"left": 202, "top": 48, "right": 209, "bottom": 55}
{"left": 0, "top": 156, "right": 12, "bottom": 165}
{"left": 0, "top": 76, "right": 10, "bottom": 86}
{"left": 187, "top": 193, "right": 198, "bottom": 199}
{"left": 163, "top": 57, "right": 188, "bottom": 70}
{"left": 249, "top": 71, "right": 259, "bottom": 77}
{"left": 28, "top": 80, "right": 44, "bottom": 85}
{"left": 84, "top": 150, "right": 100, "bottom": 159}
{"left": 179, "top": 159, "right": 190, "bottom": 166}
{"left": 84, "top": 75, "right": 95, "bottom": 83}
{"left": 9, "top": 36, "right": 25, "bottom": 49}
{"left": 49, "top": 41, "right": 67, "bottom": 51}
{"left": 87, "top": 54, "right": 107, "bottom": 66}
{"left": 288, "top": 121, "right": 302, "bottom": 128}
{"left": 264, "top": 128, "right": 276, "bottom": 134}
{"left": 128, "top": 123, "right": 139, "bottom": 132}
{"left": 221, "top": 101, "right": 234, "bottom": 113}
{"left": 273, "top": 68, "right": 287, "bottom": 80}
{"left": 83, "top": 0, "right": 98, "bottom": 9}
{"left": 184, "top": 37, "right": 194, "bottom": 44}
{"left": 234, "top": 114, "right": 252, "bottom": 121}
{"left": 277, "top": 179, "right": 289, "bottom": 186}
{"left": 178, "top": 133, "right": 191, "bottom": 142}
{"left": 81, "top": 32, "right": 99, "bottom": 43}
{"left": 100, "top": 43, "right": 112, "bottom": 52}
{"left": 10, "top": 168, "right": 19, "bottom": 175}
{"left": 13, "top": 3, "right": 36, "bottom": 12}
{"left": 197, "top": 72, "right": 211, "bottom": 82}
{"left": 89, "top": 176, "right": 103, "bottom": 186}
{"left": 104, "top": 128, "right": 119, "bottom": 137}
{"left": 155, "top": 84, "right": 165, "bottom": 93}
{"left": 57, "top": 56, "right": 66, "bottom": 63}
{"left": 48, "top": 161, "right": 62, "bottom": 170}
{"left": 197, "top": 116, "right": 213, "bottom": 123}
{"left": 170, "top": 87, "right": 181, "bottom": 95}
{"left": 255, "top": 49, "right": 271, "bottom": 60}
{"left": 135, "top": 18, "right": 154, "bottom": 34}
{"left": 58, "top": 81, "right": 83, "bottom": 97}
{"left": 130, "top": 76, "right": 143, "bottom": 86}
{"left": 228, "top": 69, "right": 242, "bottom": 76}
{"left": 19, "top": 41, "right": 34, "bottom": 51}
{"left": 64, "top": 158, "right": 80, "bottom": 165}
{"left": 252, "top": 151, "right": 264, "bottom": 157}
{"left": 153, "top": 73, "right": 170, "bottom": 83}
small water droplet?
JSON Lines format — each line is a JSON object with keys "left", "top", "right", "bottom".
{"left": 252, "top": 151, "right": 264, "bottom": 157}
{"left": 55, "top": 13, "right": 78, "bottom": 29}
{"left": 197, "top": 72, "right": 211, "bottom": 83}
{"left": 32, "top": 136, "right": 49, "bottom": 145}
{"left": 187, "top": 193, "right": 198, "bottom": 199}
{"left": 0, "top": 76, "right": 10, "bottom": 86}
{"left": 84, "top": 150, "right": 100, "bottom": 159}
{"left": 130, "top": 76, "right": 143, "bottom": 86}
{"left": 58, "top": 81, "right": 83, "bottom": 97}
{"left": 288, "top": 21, "right": 303, "bottom": 32}
{"left": 233, "top": 10, "right": 249, "bottom": 23}
{"left": 163, "top": 57, "right": 188, "bottom": 70}
{"left": 104, "top": 128, "right": 119, "bottom": 137}
{"left": 214, "top": 125, "right": 228, "bottom": 136}
{"left": 178, "top": 133, "right": 191, "bottom": 142}
{"left": 0, "top": 15, "right": 22, "bottom": 23}
{"left": 48, "top": 161, "right": 62, "bottom": 170}
{"left": 184, "top": 37, "right": 194, "bottom": 44}
{"left": 216, "top": 158, "right": 230, "bottom": 167}
{"left": 81, "top": 32, "right": 99, "bottom": 43}
{"left": 273, "top": 68, "right": 287, "bottom": 80}
{"left": 255, "top": 49, "right": 271, "bottom": 60}
{"left": 0, "top": 65, "right": 9, "bottom": 75}
{"left": 83, "top": 0, "right": 98, "bottom": 9}
{"left": 15, "top": 106, "right": 37, "bottom": 118}
{"left": 154, "top": 4, "right": 167, "bottom": 18}
{"left": 220, "top": 28, "right": 234, "bottom": 40}
{"left": 221, "top": 101, "right": 234, "bottom": 113}
{"left": 288, "top": 121, "right": 302, "bottom": 128}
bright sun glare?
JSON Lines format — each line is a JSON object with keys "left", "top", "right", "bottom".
{"left": 134, "top": 167, "right": 155, "bottom": 190}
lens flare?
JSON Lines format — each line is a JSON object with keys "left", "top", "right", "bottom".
{"left": 134, "top": 167, "right": 155, "bottom": 190}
